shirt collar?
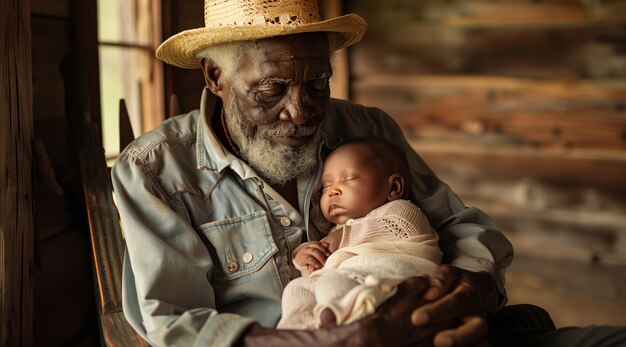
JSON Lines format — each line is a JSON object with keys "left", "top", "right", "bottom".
{"left": 195, "top": 88, "right": 273, "bottom": 182}
{"left": 195, "top": 88, "right": 232, "bottom": 173}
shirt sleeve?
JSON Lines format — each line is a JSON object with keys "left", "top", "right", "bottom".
{"left": 112, "top": 150, "right": 255, "bottom": 347}
{"left": 358, "top": 106, "right": 514, "bottom": 311}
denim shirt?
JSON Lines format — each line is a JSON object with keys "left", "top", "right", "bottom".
{"left": 112, "top": 88, "right": 513, "bottom": 347}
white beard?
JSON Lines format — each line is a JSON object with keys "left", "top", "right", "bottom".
{"left": 224, "top": 100, "right": 322, "bottom": 186}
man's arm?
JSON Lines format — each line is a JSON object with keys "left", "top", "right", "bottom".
{"left": 112, "top": 151, "right": 256, "bottom": 347}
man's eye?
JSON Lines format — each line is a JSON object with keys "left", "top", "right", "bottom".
{"left": 307, "top": 78, "right": 329, "bottom": 97}
{"left": 256, "top": 84, "right": 286, "bottom": 103}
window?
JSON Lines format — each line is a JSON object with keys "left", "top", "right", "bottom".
{"left": 97, "top": 0, "right": 164, "bottom": 160}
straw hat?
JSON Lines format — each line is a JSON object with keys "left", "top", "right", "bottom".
{"left": 156, "top": 0, "right": 367, "bottom": 69}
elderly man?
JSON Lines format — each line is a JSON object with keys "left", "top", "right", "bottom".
{"left": 112, "top": 1, "right": 625, "bottom": 347}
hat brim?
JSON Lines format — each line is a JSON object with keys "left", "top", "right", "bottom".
{"left": 156, "top": 13, "right": 367, "bottom": 69}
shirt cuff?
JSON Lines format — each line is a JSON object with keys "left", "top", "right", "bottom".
{"left": 450, "top": 256, "right": 507, "bottom": 313}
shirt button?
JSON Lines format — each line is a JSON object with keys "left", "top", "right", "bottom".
{"left": 280, "top": 217, "right": 292, "bottom": 227}
{"left": 226, "top": 260, "right": 239, "bottom": 272}
{"left": 242, "top": 252, "right": 254, "bottom": 264}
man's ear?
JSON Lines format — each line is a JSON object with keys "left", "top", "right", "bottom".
{"left": 387, "top": 174, "right": 405, "bottom": 201}
{"left": 201, "top": 58, "right": 223, "bottom": 96}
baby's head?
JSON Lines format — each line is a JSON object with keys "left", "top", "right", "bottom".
{"left": 320, "top": 138, "right": 409, "bottom": 225}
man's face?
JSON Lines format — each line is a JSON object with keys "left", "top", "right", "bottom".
{"left": 320, "top": 143, "right": 392, "bottom": 225}
{"left": 220, "top": 33, "right": 332, "bottom": 185}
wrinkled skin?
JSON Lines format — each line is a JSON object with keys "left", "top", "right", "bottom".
{"left": 202, "top": 32, "right": 496, "bottom": 347}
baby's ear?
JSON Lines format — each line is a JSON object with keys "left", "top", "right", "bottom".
{"left": 387, "top": 174, "right": 405, "bottom": 201}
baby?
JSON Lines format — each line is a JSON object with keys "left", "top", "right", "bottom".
{"left": 277, "top": 138, "right": 442, "bottom": 330}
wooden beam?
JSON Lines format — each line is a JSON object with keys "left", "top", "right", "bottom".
{"left": 320, "top": 0, "right": 350, "bottom": 100}
{"left": 71, "top": 0, "right": 101, "bottom": 129}
{"left": 0, "top": 0, "right": 35, "bottom": 346}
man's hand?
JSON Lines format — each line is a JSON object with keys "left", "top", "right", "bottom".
{"left": 410, "top": 265, "right": 498, "bottom": 347}
{"left": 353, "top": 276, "right": 454, "bottom": 346}
{"left": 238, "top": 278, "right": 434, "bottom": 347}
{"left": 239, "top": 275, "right": 470, "bottom": 347}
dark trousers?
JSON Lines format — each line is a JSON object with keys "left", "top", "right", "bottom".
{"left": 489, "top": 305, "right": 626, "bottom": 347}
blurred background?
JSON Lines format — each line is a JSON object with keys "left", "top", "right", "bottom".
{"left": 345, "top": 1, "right": 626, "bottom": 328}
{"left": 21, "top": 0, "right": 626, "bottom": 345}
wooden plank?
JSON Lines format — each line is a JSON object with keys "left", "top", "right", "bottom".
{"left": 349, "top": 0, "right": 626, "bottom": 28}
{"left": 119, "top": 99, "right": 135, "bottom": 152}
{"left": 355, "top": 75, "right": 626, "bottom": 150}
{"left": 350, "top": 4, "right": 626, "bottom": 79}
{"left": 0, "top": 0, "right": 35, "bottom": 346}
{"left": 71, "top": 0, "right": 101, "bottom": 129}
{"left": 411, "top": 139, "right": 626, "bottom": 189}
{"left": 31, "top": 0, "right": 70, "bottom": 18}
{"left": 31, "top": 17, "right": 71, "bottom": 121}
{"left": 353, "top": 26, "right": 626, "bottom": 79}
{"left": 410, "top": 142, "right": 626, "bottom": 255}
{"left": 61, "top": 53, "right": 149, "bottom": 346}
{"left": 320, "top": 0, "right": 350, "bottom": 100}
{"left": 166, "top": 0, "right": 205, "bottom": 115}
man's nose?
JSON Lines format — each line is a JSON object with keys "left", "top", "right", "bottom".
{"left": 279, "top": 88, "right": 312, "bottom": 125}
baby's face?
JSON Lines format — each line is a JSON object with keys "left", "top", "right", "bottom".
{"left": 320, "top": 143, "right": 391, "bottom": 225}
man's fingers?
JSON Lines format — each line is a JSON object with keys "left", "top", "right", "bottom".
{"left": 381, "top": 276, "right": 431, "bottom": 318}
{"left": 412, "top": 281, "right": 476, "bottom": 326}
{"left": 396, "top": 275, "right": 430, "bottom": 296}
{"left": 424, "top": 265, "right": 458, "bottom": 301}
{"left": 433, "top": 315, "right": 489, "bottom": 347}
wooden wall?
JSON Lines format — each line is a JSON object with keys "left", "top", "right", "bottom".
{"left": 163, "top": 0, "right": 205, "bottom": 116}
{"left": 1, "top": 1, "right": 34, "bottom": 346}
{"left": 30, "top": 0, "right": 101, "bottom": 345}
{"left": 346, "top": 0, "right": 626, "bottom": 327}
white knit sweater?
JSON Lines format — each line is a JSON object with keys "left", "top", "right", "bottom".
{"left": 278, "top": 200, "right": 443, "bottom": 329}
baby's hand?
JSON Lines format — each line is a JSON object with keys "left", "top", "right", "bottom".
{"left": 294, "top": 241, "right": 331, "bottom": 272}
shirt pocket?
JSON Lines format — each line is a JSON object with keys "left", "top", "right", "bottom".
{"left": 198, "top": 210, "right": 278, "bottom": 281}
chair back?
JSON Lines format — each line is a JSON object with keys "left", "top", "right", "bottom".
{"left": 61, "top": 54, "right": 149, "bottom": 347}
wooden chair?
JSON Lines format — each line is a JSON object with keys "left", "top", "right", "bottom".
{"left": 61, "top": 54, "right": 148, "bottom": 347}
